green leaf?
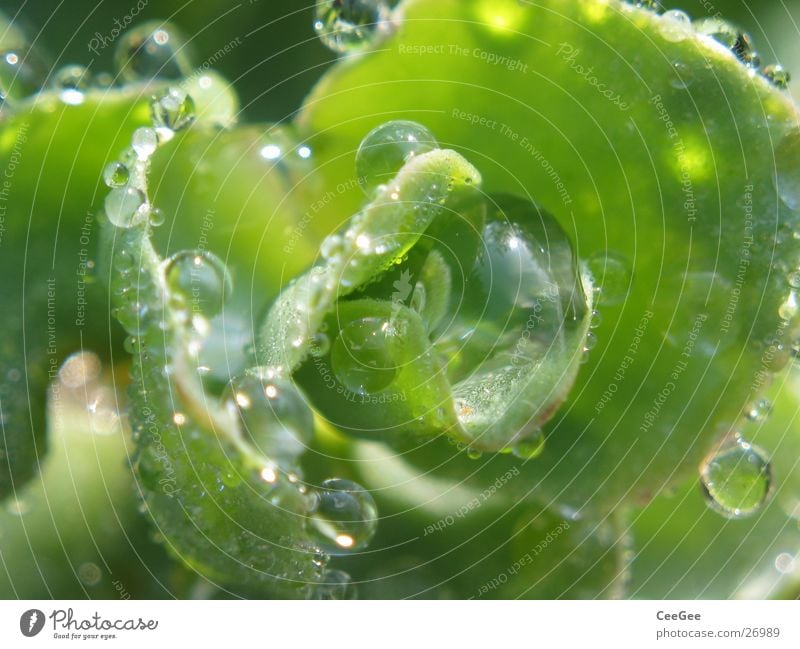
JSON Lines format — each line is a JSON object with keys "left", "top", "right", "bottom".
{"left": 298, "top": 0, "right": 800, "bottom": 513}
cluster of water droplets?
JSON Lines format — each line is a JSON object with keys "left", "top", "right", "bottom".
{"left": 624, "top": 2, "right": 792, "bottom": 89}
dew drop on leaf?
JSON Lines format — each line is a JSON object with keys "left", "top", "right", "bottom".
{"left": 762, "top": 64, "right": 791, "bottom": 89}
{"left": 165, "top": 250, "right": 233, "bottom": 318}
{"left": 114, "top": 21, "right": 192, "bottom": 82}
{"left": 132, "top": 127, "right": 158, "bottom": 159}
{"left": 104, "top": 186, "right": 146, "bottom": 228}
{"left": 103, "top": 161, "right": 130, "bottom": 188}
{"left": 331, "top": 317, "right": 399, "bottom": 395}
{"left": 745, "top": 398, "right": 772, "bottom": 423}
{"left": 700, "top": 437, "right": 772, "bottom": 519}
{"left": 311, "top": 569, "right": 357, "bottom": 599}
{"left": 355, "top": 120, "right": 438, "bottom": 192}
{"left": 150, "top": 87, "right": 195, "bottom": 137}
{"left": 222, "top": 370, "right": 313, "bottom": 466}
{"left": 310, "top": 332, "right": 331, "bottom": 357}
{"left": 314, "top": 0, "right": 392, "bottom": 54}
{"left": 658, "top": 10, "right": 692, "bottom": 43}
{"left": 512, "top": 431, "right": 545, "bottom": 460}
{"left": 586, "top": 251, "right": 631, "bottom": 306}
{"left": 693, "top": 17, "right": 759, "bottom": 67}
{"left": 308, "top": 478, "right": 378, "bottom": 553}
{"left": 52, "top": 64, "right": 90, "bottom": 105}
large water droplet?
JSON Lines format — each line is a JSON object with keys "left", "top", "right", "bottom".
{"left": 512, "top": 431, "right": 545, "bottom": 460}
{"left": 774, "top": 129, "right": 800, "bottom": 211}
{"left": 132, "top": 127, "right": 158, "bottom": 159}
{"left": 700, "top": 437, "right": 772, "bottom": 519}
{"left": 331, "top": 317, "right": 399, "bottom": 395}
{"left": 180, "top": 72, "right": 239, "bottom": 128}
{"left": 0, "top": 21, "right": 48, "bottom": 105}
{"left": 165, "top": 250, "right": 233, "bottom": 318}
{"left": 150, "top": 87, "right": 195, "bottom": 137}
{"left": 355, "top": 120, "right": 438, "bottom": 192}
{"left": 694, "top": 17, "right": 759, "bottom": 67}
{"left": 114, "top": 21, "right": 193, "bottom": 82}
{"left": 222, "top": 370, "right": 313, "bottom": 466}
{"left": 104, "top": 187, "right": 146, "bottom": 228}
{"left": 308, "top": 478, "right": 378, "bottom": 553}
{"left": 314, "top": 0, "right": 392, "bottom": 53}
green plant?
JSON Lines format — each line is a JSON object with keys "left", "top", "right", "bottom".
{"left": 1, "top": 0, "right": 799, "bottom": 599}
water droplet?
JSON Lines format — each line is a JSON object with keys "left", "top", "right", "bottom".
{"left": 355, "top": 120, "right": 438, "bottom": 192}
{"left": 774, "top": 129, "right": 800, "bottom": 211}
{"left": 114, "top": 21, "right": 192, "bottom": 82}
{"left": 104, "top": 187, "right": 146, "bottom": 228}
{"left": 179, "top": 72, "right": 238, "bottom": 128}
{"left": 745, "top": 398, "right": 772, "bottom": 423}
{"left": 311, "top": 569, "right": 357, "bottom": 600}
{"left": 150, "top": 86, "right": 195, "bottom": 136}
{"left": 779, "top": 291, "right": 799, "bottom": 321}
{"left": 165, "top": 250, "right": 233, "bottom": 318}
{"left": 466, "top": 447, "right": 482, "bottom": 460}
{"left": 222, "top": 371, "right": 313, "bottom": 465}
{"left": 53, "top": 64, "right": 90, "bottom": 105}
{"left": 669, "top": 60, "right": 694, "bottom": 89}
{"left": 700, "top": 438, "right": 772, "bottom": 519}
{"left": 308, "top": 478, "right": 378, "bottom": 553}
{"left": 694, "top": 17, "right": 759, "bottom": 67}
{"left": 512, "top": 431, "right": 545, "bottom": 459}
{"left": 314, "top": 0, "right": 392, "bottom": 54}
{"left": 586, "top": 251, "right": 632, "bottom": 306}
{"left": 132, "top": 127, "right": 158, "bottom": 159}
{"left": 148, "top": 207, "right": 165, "bottom": 227}
{"left": 331, "top": 317, "right": 399, "bottom": 395}
{"left": 763, "top": 64, "right": 791, "bottom": 89}
{"left": 78, "top": 562, "right": 102, "bottom": 586}
{"left": 659, "top": 10, "right": 692, "bottom": 42}
{"left": 103, "top": 161, "right": 129, "bottom": 188}
{"left": 321, "top": 234, "right": 345, "bottom": 260}
{"left": 775, "top": 552, "right": 797, "bottom": 575}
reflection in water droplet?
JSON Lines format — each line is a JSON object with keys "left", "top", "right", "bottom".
{"left": 222, "top": 370, "right": 313, "bottom": 466}
{"left": 103, "top": 161, "right": 130, "bottom": 188}
{"left": 314, "top": 0, "right": 392, "bottom": 54}
{"left": 165, "top": 250, "right": 233, "bottom": 318}
{"left": 774, "top": 129, "right": 800, "bottom": 211}
{"left": 700, "top": 437, "right": 772, "bottom": 519}
{"left": 150, "top": 87, "right": 195, "bottom": 138}
{"left": 308, "top": 478, "right": 378, "bottom": 553}
{"left": 114, "top": 21, "right": 192, "bottom": 82}
{"left": 331, "top": 317, "right": 398, "bottom": 395}
{"left": 355, "top": 120, "right": 438, "bottom": 192}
